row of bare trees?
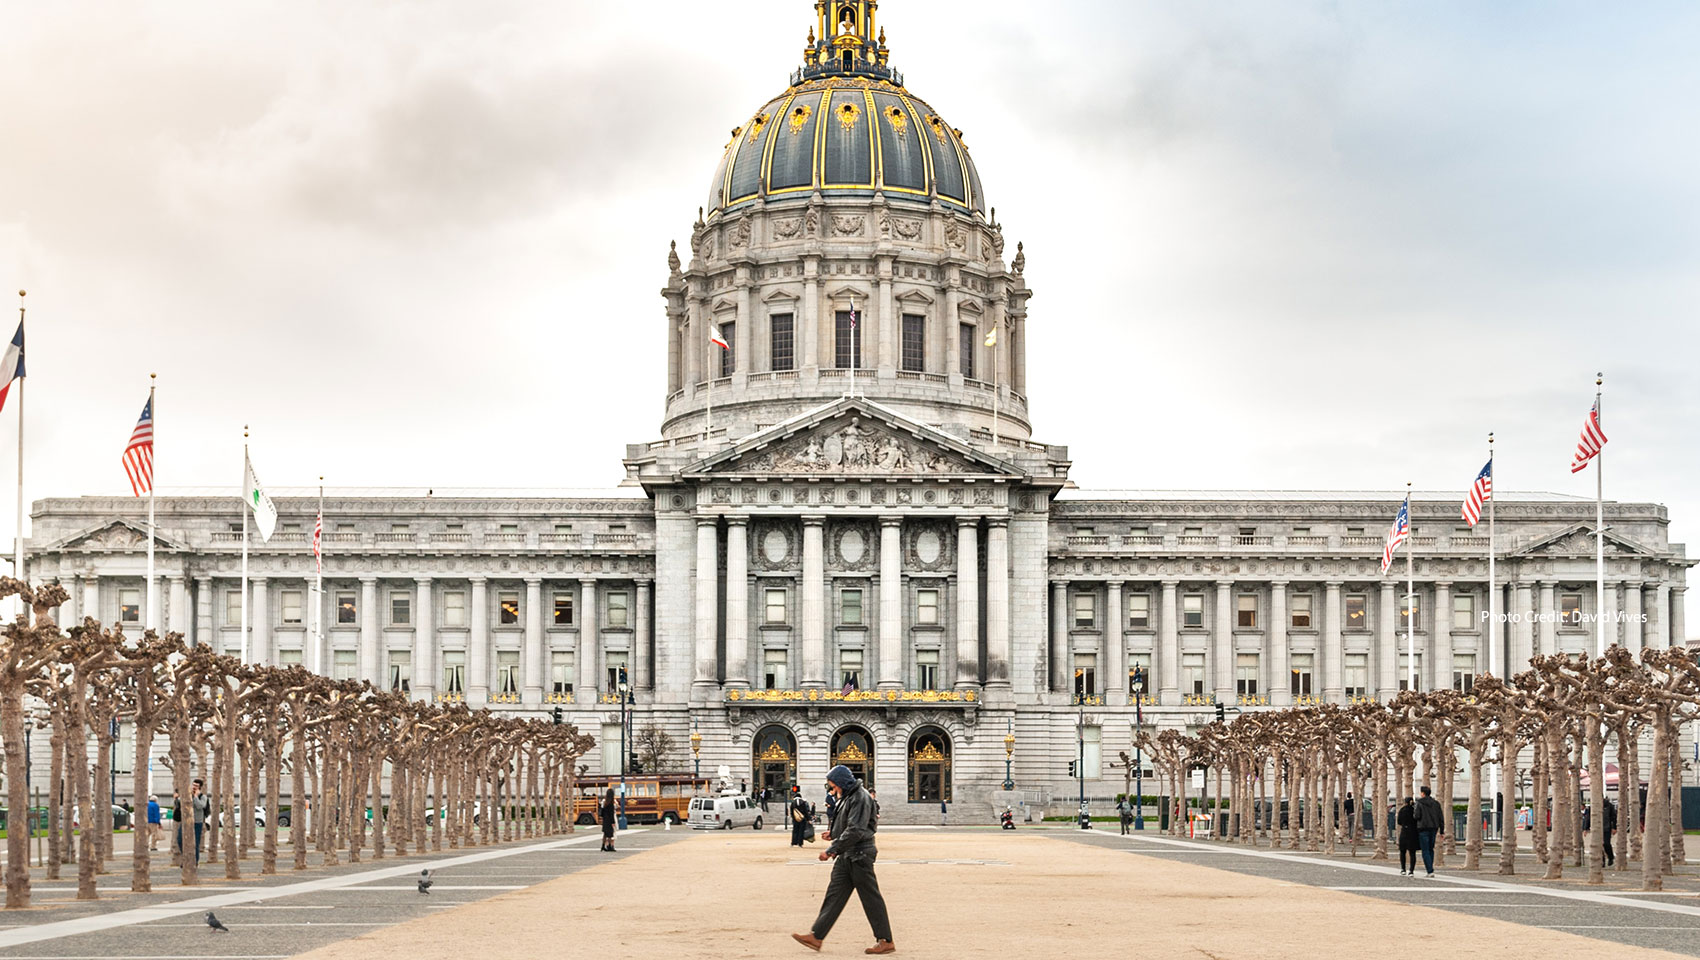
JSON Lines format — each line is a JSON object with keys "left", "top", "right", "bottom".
{"left": 0, "top": 579, "right": 598, "bottom": 910}
{"left": 1137, "top": 645, "right": 1700, "bottom": 891}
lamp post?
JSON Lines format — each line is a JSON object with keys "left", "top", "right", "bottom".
{"left": 1002, "top": 719, "right": 1015, "bottom": 791}
{"left": 1132, "top": 666, "right": 1147, "bottom": 830}
{"left": 691, "top": 721, "right": 702, "bottom": 779}
{"left": 617, "top": 666, "right": 630, "bottom": 830}
{"left": 1074, "top": 670, "right": 1088, "bottom": 829}
{"left": 109, "top": 717, "right": 119, "bottom": 807}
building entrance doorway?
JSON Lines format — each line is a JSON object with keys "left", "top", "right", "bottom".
{"left": 830, "top": 725, "right": 874, "bottom": 788}
{"left": 752, "top": 724, "right": 797, "bottom": 799}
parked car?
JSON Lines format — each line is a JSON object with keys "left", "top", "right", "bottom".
{"left": 215, "top": 805, "right": 269, "bottom": 829}
{"left": 68, "top": 805, "right": 132, "bottom": 830}
{"left": 688, "top": 795, "right": 763, "bottom": 831}
{"left": 423, "top": 802, "right": 486, "bottom": 826}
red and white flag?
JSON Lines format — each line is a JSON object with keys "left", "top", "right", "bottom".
{"left": 122, "top": 396, "right": 155, "bottom": 496}
{"left": 710, "top": 324, "right": 729, "bottom": 350}
{"left": 312, "top": 511, "right": 323, "bottom": 572}
{"left": 1570, "top": 399, "right": 1608, "bottom": 473}
{"left": 0, "top": 322, "right": 23, "bottom": 412}
{"left": 1461, "top": 460, "right": 1492, "bottom": 527}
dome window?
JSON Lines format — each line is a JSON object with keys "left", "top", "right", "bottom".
{"left": 747, "top": 113, "right": 770, "bottom": 143}
{"left": 788, "top": 104, "right": 813, "bottom": 134}
{"left": 838, "top": 102, "right": 861, "bottom": 131}
{"left": 885, "top": 106, "right": 908, "bottom": 137}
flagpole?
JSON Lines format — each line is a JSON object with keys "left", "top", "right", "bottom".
{"left": 1405, "top": 481, "right": 1415, "bottom": 693}
{"left": 145, "top": 373, "right": 157, "bottom": 632}
{"left": 991, "top": 322, "right": 1001, "bottom": 448}
{"left": 1594, "top": 373, "right": 1605, "bottom": 657}
{"left": 315, "top": 477, "right": 324, "bottom": 675}
{"left": 1487, "top": 433, "right": 1497, "bottom": 677}
{"left": 241, "top": 426, "right": 250, "bottom": 664}
{"left": 705, "top": 340, "right": 713, "bottom": 440}
{"left": 12, "top": 291, "right": 23, "bottom": 622}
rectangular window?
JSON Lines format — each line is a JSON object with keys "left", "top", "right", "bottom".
{"left": 442, "top": 650, "right": 465, "bottom": 695}
{"left": 1236, "top": 653, "right": 1259, "bottom": 697}
{"left": 1561, "top": 592, "right": 1583, "bottom": 626}
{"left": 1452, "top": 594, "right": 1476, "bottom": 631}
{"left": 958, "top": 323, "right": 976, "bottom": 379}
{"left": 834, "top": 311, "right": 861, "bottom": 369}
{"left": 839, "top": 648, "right": 863, "bottom": 690}
{"left": 606, "top": 650, "right": 629, "bottom": 691}
{"left": 553, "top": 523, "right": 573, "bottom": 535}
{"left": 1082, "top": 725, "right": 1103, "bottom": 781}
{"left": 443, "top": 591, "right": 467, "bottom": 628}
{"left": 1453, "top": 653, "right": 1476, "bottom": 694}
{"left": 916, "top": 589, "right": 939, "bottom": 625}
{"left": 332, "top": 649, "right": 358, "bottom": 682}
{"left": 387, "top": 650, "right": 411, "bottom": 693}
{"left": 1237, "top": 594, "right": 1257, "bottom": 629}
{"left": 916, "top": 649, "right": 940, "bottom": 690}
{"left": 718, "top": 321, "right": 736, "bottom": 377}
{"left": 1128, "top": 594, "right": 1151, "bottom": 629}
{"left": 1128, "top": 653, "right": 1152, "bottom": 696}
{"left": 764, "top": 649, "right": 788, "bottom": 690}
{"left": 1345, "top": 593, "right": 1368, "bottom": 630}
{"left": 901, "top": 314, "right": 925, "bottom": 372}
{"left": 770, "top": 313, "right": 794, "bottom": 372}
{"left": 1344, "top": 653, "right": 1369, "bottom": 698}
{"left": 497, "top": 650, "right": 521, "bottom": 694}
{"left": 390, "top": 592, "right": 411, "bottom": 627}
{"left": 765, "top": 588, "right": 787, "bottom": 624}
{"left": 281, "top": 590, "right": 304, "bottom": 625}
{"left": 1073, "top": 593, "right": 1096, "bottom": 629}
{"left": 1290, "top": 653, "right": 1314, "bottom": 697}
{"left": 1291, "top": 594, "right": 1313, "bottom": 629}
{"left": 500, "top": 523, "right": 519, "bottom": 534}
{"left": 606, "top": 591, "right": 630, "bottom": 628}
{"left": 1182, "top": 594, "right": 1204, "bottom": 628}
{"left": 337, "top": 592, "right": 357, "bottom": 625}
{"left": 1399, "top": 593, "right": 1421, "bottom": 631}
{"left": 499, "top": 592, "right": 520, "bottom": 626}
{"left": 1399, "top": 652, "right": 1424, "bottom": 692}
{"left": 1073, "top": 653, "right": 1097, "bottom": 698}
{"left": 225, "top": 589, "right": 243, "bottom": 626}
{"left": 1183, "top": 653, "right": 1206, "bottom": 696}
{"left": 553, "top": 592, "right": 575, "bottom": 626}
{"left": 391, "top": 523, "right": 410, "bottom": 534}
{"left": 841, "top": 588, "right": 863, "bottom": 626}
{"left": 551, "top": 651, "right": 575, "bottom": 695}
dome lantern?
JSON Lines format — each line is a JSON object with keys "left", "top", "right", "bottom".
{"left": 793, "top": 1, "right": 898, "bottom": 87}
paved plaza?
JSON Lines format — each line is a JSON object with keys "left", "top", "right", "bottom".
{"left": 7, "top": 826, "right": 1700, "bottom": 959}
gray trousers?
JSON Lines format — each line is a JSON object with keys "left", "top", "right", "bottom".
{"left": 811, "top": 853, "right": 892, "bottom": 943}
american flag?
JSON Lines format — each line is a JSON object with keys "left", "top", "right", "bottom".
{"left": 1570, "top": 399, "right": 1608, "bottom": 473}
{"left": 313, "top": 511, "right": 323, "bottom": 572}
{"left": 121, "top": 396, "right": 154, "bottom": 497}
{"left": 1461, "top": 459, "right": 1493, "bottom": 527}
{"left": 1380, "top": 497, "right": 1410, "bottom": 574}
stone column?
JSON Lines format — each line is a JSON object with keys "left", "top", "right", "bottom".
{"left": 876, "top": 257, "right": 895, "bottom": 375}
{"left": 251, "top": 578, "right": 271, "bottom": 665}
{"left": 414, "top": 577, "right": 435, "bottom": 702}
{"left": 359, "top": 577, "right": 380, "bottom": 685}
{"left": 954, "top": 519, "right": 980, "bottom": 689}
{"left": 1519, "top": 581, "right": 1540, "bottom": 667}
{"left": 636, "top": 580, "right": 654, "bottom": 691}
{"left": 1598, "top": 579, "right": 1618, "bottom": 654}
{"left": 168, "top": 575, "right": 189, "bottom": 636}
{"left": 1324, "top": 582, "right": 1344, "bottom": 701}
{"left": 523, "top": 578, "right": 544, "bottom": 705}
{"left": 944, "top": 277, "right": 962, "bottom": 380}
{"left": 1538, "top": 581, "right": 1558, "bottom": 660}
{"left": 1270, "top": 581, "right": 1290, "bottom": 706}
{"left": 469, "top": 577, "right": 489, "bottom": 706}
{"left": 694, "top": 518, "right": 721, "bottom": 695}
{"left": 1159, "top": 581, "right": 1180, "bottom": 705}
{"left": 1624, "top": 581, "right": 1644, "bottom": 654}
{"left": 985, "top": 520, "right": 1010, "bottom": 686}
{"left": 1214, "top": 581, "right": 1233, "bottom": 702}
{"left": 685, "top": 297, "right": 702, "bottom": 387}
{"left": 195, "top": 576, "right": 213, "bottom": 649}
{"left": 801, "top": 517, "right": 826, "bottom": 687}
{"left": 1377, "top": 582, "right": 1396, "bottom": 700}
{"left": 1653, "top": 582, "right": 1672, "bottom": 648}
{"left": 1050, "top": 580, "right": 1069, "bottom": 695}
{"left": 1106, "top": 581, "right": 1126, "bottom": 706}
{"left": 725, "top": 520, "right": 750, "bottom": 688}
{"left": 733, "top": 275, "right": 752, "bottom": 383}
{"left": 580, "top": 579, "right": 600, "bottom": 702}
{"left": 1674, "top": 587, "right": 1688, "bottom": 648}
{"left": 878, "top": 518, "right": 903, "bottom": 689}
{"left": 1433, "top": 582, "right": 1452, "bottom": 694}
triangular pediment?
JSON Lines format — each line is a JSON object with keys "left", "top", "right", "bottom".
{"left": 711, "top": 298, "right": 737, "bottom": 315}
{"left": 762, "top": 288, "right": 800, "bottom": 304}
{"left": 684, "top": 399, "right": 1023, "bottom": 480}
{"left": 44, "top": 519, "right": 191, "bottom": 554}
{"left": 1514, "top": 523, "right": 1655, "bottom": 558}
{"left": 895, "top": 289, "right": 936, "bottom": 306}
{"left": 958, "top": 298, "right": 984, "bottom": 317}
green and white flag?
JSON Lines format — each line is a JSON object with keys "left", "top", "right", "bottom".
{"left": 243, "top": 451, "right": 278, "bottom": 542}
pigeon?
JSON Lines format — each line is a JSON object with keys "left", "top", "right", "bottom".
{"left": 205, "top": 911, "right": 229, "bottom": 932}
{"left": 417, "top": 869, "right": 433, "bottom": 895}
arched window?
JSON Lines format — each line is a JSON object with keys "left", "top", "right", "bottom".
{"left": 752, "top": 725, "right": 798, "bottom": 798}
{"left": 830, "top": 725, "right": 875, "bottom": 788}
{"left": 907, "top": 726, "right": 952, "bottom": 803}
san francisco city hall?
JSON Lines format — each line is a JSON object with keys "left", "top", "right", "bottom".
{"left": 24, "top": 2, "right": 1691, "bottom": 821}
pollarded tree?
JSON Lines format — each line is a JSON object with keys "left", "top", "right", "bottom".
{"left": 0, "top": 578, "right": 70, "bottom": 909}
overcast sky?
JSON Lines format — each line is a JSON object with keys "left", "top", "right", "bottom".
{"left": 3, "top": 2, "right": 1696, "bottom": 562}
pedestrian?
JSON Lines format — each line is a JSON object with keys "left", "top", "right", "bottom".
{"left": 867, "top": 787, "right": 880, "bottom": 825}
{"left": 1414, "top": 785, "right": 1444, "bottom": 878}
{"left": 761, "top": 788, "right": 771, "bottom": 813}
{"left": 940, "top": 797, "right": 947, "bottom": 826}
{"left": 1343, "top": 792, "right": 1356, "bottom": 839}
{"left": 600, "top": 788, "right": 618, "bottom": 853}
{"left": 1603, "top": 797, "right": 1618, "bottom": 867}
{"left": 1118, "top": 796, "right": 1132, "bottom": 836}
{"left": 790, "top": 786, "right": 815, "bottom": 847}
{"left": 824, "top": 785, "right": 840, "bottom": 827}
{"left": 146, "top": 795, "right": 162, "bottom": 851}
{"left": 190, "top": 779, "right": 211, "bottom": 864}
{"left": 1396, "top": 797, "right": 1419, "bottom": 876}
{"left": 792, "top": 765, "right": 894, "bottom": 955}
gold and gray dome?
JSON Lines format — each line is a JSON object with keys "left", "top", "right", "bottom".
{"left": 706, "top": 1, "right": 985, "bottom": 218}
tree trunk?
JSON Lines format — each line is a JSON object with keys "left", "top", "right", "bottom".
{"left": 1544, "top": 726, "right": 1567, "bottom": 880}
{"left": 221, "top": 688, "right": 241, "bottom": 881}
{"left": 131, "top": 716, "right": 155, "bottom": 893}
{"left": 1586, "top": 714, "right": 1607, "bottom": 884}
{"left": 1371, "top": 750, "right": 1390, "bottom": 862}
{"left": 46, "top": 708, "right": 64, "bottom": 879}
{"left": 369, "top": 751, "right": 385, "bottom": 859}
{"left": 321, "top": 743, "right": 340, "bottom": 867}
{"left": 2, "top": 685, "right": 34, "bottom": 908}
{"left": 1465, "top": 730, "right": 1484, "bottom": 871}
{"left": 71, "top": 680, "right": 99, "bottom": 900}
{"left": 1668, "top": 728, "right": 1686, "bottom": 866}
{"left": 291, "top": 719, "right": 308, "bottom": 871}
{"left": 262, "top": 726, "right": 281, "bottom": 875}
{"left": 1497, "top": 735, "right": 1520, "bottom": 876}
{"left": 1531, "top": 739, "right": 1549, "bottom": 864}
{"left": 1643, "top": 717, "right": 1668, "bottom": 891}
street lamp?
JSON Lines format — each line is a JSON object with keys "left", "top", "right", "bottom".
{"left": 617, "top": 666, "right": 631, "bottom": 831}
{"left": 691, "top": 721, "right": 702, "bottom": 779}
{"left": 1132, "top": 666, "right": 1147, "bottom": 830}
{"left": 1074, "top": 670, "right": 1088, "bottom": 829}
{"left": 1002, "top": 719, "right": 1015, "bottom": 791}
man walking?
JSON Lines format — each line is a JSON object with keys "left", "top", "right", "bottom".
{"left": 1414, "top": 785, "right": 1444, "bottom": 878}
{"left": 1603, "top": 797, "right": 1618, "bottom": 867}
{"left": 793, "top": 765, "right": 894, "bottom": 955}
{"left": 1118, "top": 796, "right": 1132, "bottom": 836}
{"left": 146, "top": 795, "right": 162, "bottom": 850}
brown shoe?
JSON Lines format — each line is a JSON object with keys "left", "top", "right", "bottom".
{"left": 792, "top": 933, "right": 823, "bottom": 952}
{"left": 865, "top": 942, "right": 896, "bottom": 955}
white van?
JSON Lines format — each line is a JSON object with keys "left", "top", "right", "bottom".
{"left": 688, "top": 795, "right": 764, "bottom": 830}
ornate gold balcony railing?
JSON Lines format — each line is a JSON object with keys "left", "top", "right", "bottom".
{"left": 1292, "top": 694, "right": 1326, "bottom": 706}
{"left": 434, "top": 692, "right": 464, "bottom": 704}
{"left": 1236, "top": 695, "right": 1269, "bottom": 706}
{"left": 1181, "top": 693, "right": 1217, "bottom": 707}
{"left": 489, "top": 692, "right": 521, "bottom": 705}
{"left": 545, "top": 692, "right": 574, "bottom": 704}
{"left": 726, "top": 688, "right": 977, "bottom": 704}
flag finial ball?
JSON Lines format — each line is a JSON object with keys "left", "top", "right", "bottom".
{"left": 16, "top": 290, "right": 23, "bottom": 298}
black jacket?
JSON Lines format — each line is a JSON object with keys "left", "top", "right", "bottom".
{"left": 1415, "top": 796, "right": 1444, "bottom": 832}
{"left": 826, "top": 782, "right": 878, "bottom": 861}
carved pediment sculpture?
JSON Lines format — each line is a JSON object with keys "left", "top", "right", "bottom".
{"left": 739, "top": 417, "right": 973, "bottom": 476}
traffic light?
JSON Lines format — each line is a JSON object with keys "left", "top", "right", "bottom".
{"left": 629, "top": 753, "right": 643, "bottom": 775}
{"left": 551, "top": 706, "right": 563, "bottom": 726}
{"left": 1068, "top": 760, "right": 1077, "bottom": 777}
{"left": 1215, "top": 703, "right": 1226, "bottom": 723}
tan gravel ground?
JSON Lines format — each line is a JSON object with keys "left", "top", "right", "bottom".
{"left": 289, "top": 831, "right": 1692, "bottom": 960}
